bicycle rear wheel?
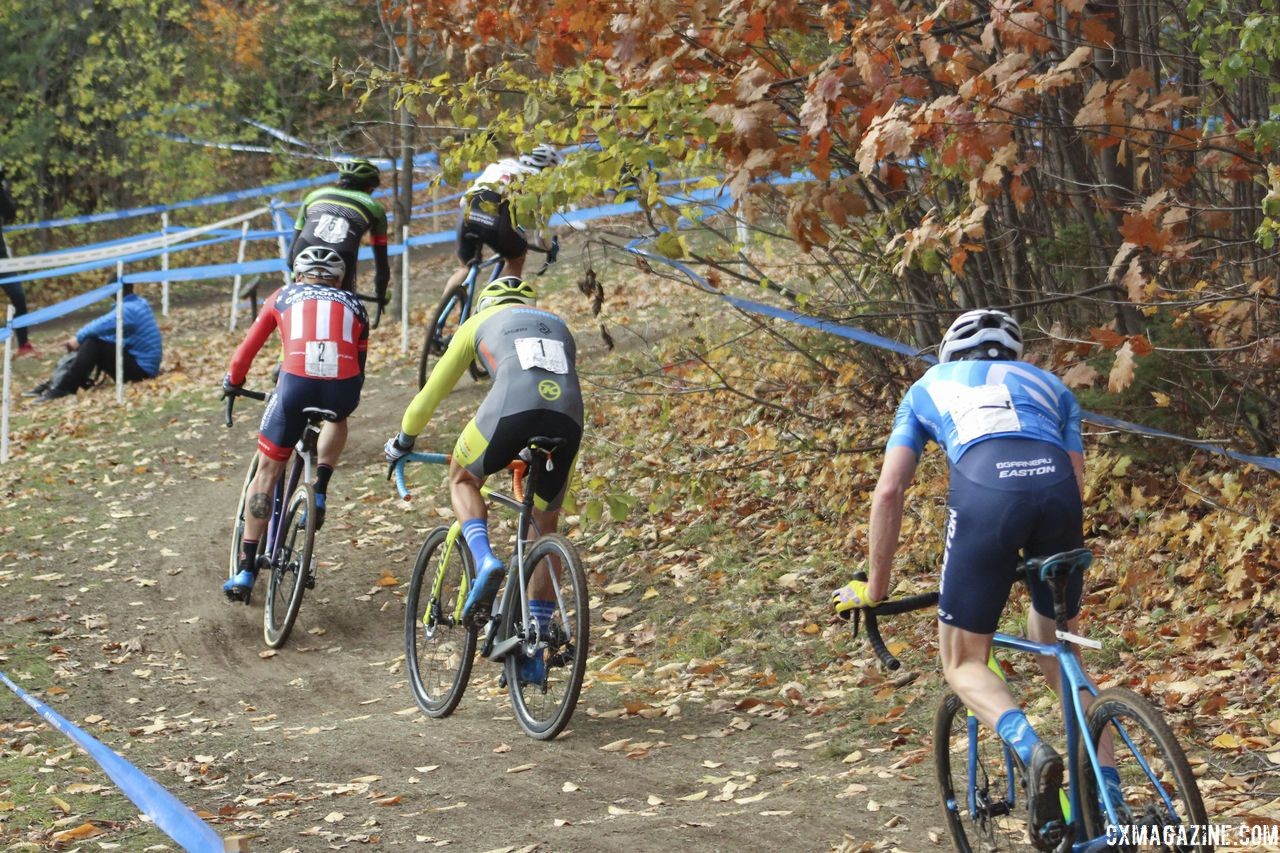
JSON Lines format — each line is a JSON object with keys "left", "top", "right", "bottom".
{"left": 935, "top": 691, "right": 1038, "bottom": 852}
{"left": 263, "top": 482, "right": 315, "bottom": 648}
{"left": 405, "top": 526, "right": 477, "bottom": 717}
{"left": 1075, "top": 687, "right": 1211, "bottom": 851}
{"left": 228, "top": 454, "right": 259, "bottom": 582}
{"left": 418, "top": 285, "right": 468, "bottom": 389}
{"left": 503, "top": 534, "right": 589, "bottom": 740}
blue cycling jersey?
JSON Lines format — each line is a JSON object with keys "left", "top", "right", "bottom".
{"left": 887, "top": 360, "right": 1083, "bottom": 464}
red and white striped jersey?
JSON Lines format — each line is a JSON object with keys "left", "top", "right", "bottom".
{"left": 228, "top": 283, "right": 369, "bottom": 384}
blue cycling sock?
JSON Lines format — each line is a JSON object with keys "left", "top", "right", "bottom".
{"left": 529, "top": 599, "right": 555, "bottom": 632}
{"left": 461, "top": 519, "right": 495, "bottom": 566}
{"left": 996, "top": 709, "right": 1042, "bottom": 767}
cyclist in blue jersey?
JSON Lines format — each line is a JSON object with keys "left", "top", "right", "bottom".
{"left": 831, "top": 309, "right": 1115, "bottom": 851}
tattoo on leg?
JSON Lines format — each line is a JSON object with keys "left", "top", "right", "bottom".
{"left": 249, "top": 493, "right": 271, "bottom": 519}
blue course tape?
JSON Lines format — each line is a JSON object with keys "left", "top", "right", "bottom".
{"left": 622, "top": 229, "right": 1280, "bottom": 475}
{"left": 10, "top": 282, "right": 120, "bottom": 329}
{"left": 0, "top": 670, "right": 224, "bottom": 851}
{"left": 10, "top": 152, "right": 442, "bottom": 233}
{"left": 1, "top": 232, "right": 277, "bottom": 287}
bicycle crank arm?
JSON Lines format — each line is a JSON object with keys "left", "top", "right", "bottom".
{"left": 486, "top": 635, "right": 524, "bottom": 662}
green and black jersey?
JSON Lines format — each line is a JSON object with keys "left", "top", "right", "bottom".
{"left": 289, "top": 187, "right": 390, "bottom": 294}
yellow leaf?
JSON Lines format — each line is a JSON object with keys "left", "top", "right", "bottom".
{"left": 603, "top": 581, "right": 633, "bottom": 595}
{"left": 376, "top": 571, "right": 399, "bottom": 587}
{"left": 1151, "top": 391, "right": 1171, "bottom": 407}
{"left": 678, "top": 790, "right": 709, "bottom": 801}
{"left": 1267, "top": 719, "right": 1280, "bottom": 737}
{"left": 51, "top": 824, "right": 102, "bottom": 843}
{"left": 1212, "top": 733, "right": 1241, "bottom": 749}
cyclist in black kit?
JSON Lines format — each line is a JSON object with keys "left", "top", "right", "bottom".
{"left": 289, "top": 158, "right": 391, "bottom": 306}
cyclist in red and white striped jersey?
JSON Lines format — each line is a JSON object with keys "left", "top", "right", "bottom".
{"left": 220, "top": 246, "right": 369, "bottom": 602}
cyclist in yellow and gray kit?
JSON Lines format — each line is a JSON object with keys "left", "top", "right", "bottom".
{"left": 384, "top": 277, "right": 582, "bottom": 683}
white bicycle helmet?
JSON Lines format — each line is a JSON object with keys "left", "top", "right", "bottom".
{"left": 293, "top": 246, "right": 346, "bottom": 284}
{"left": 518, "top": 144, "right": 561, "bottom": 170}
{"left": 939, "top": 309, "right": 1024, "bottom": 363}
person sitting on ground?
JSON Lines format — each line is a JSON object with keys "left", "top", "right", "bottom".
{"left": 288, "top": 158, "right": 391, "bottom": 307}
{"left": 27, "top": 281, "right": 162, "bottom": 402}
{"left": 0, "top": 163, "right": 37, "bottom": 358}
{"left": 221, "top": 247, "right": 370, "bottom": 602}
{"left": 384, "top": 277, "right": 583, "bottom": 685}
{"left": 444, "top": 144, "right": 561, "bottom": 296}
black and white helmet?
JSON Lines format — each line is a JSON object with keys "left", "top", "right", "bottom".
{"left": 518, "top": 144, "right": 561, "bottom": 170}
{"left": 293, "top": 246, "right": 346, "bottom": 284}
{"left": 939, "top": 309, "right": 1023, "bottom": 363}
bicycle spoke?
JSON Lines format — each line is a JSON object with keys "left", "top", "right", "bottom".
{"left": 505, "top": 534, "right": 589, "bottom": 741}
{"left": 405, "top": 527, "right": 477, "bottom": 717}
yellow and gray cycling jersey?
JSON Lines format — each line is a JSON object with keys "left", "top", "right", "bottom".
{"left": 401, "top": 303, "right": 584, "bottom": 437}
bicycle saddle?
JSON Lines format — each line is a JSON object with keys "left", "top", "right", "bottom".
{"left": 1024, "top": 548, "right": 1093, "bottom": 581}
{"left": 301, "top": 406, "right": 340, "bottom": 422}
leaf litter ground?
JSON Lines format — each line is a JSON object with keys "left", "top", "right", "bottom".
{"left": 1, "top": 246, "right": 1277, "bottom": 851}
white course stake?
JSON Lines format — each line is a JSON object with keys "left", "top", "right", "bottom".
{"left": 115, "top": 262, "right": 124, "bottom": 405}
{"left": 230, "top": 220, "right": 250, "bottom": 331}
{"left": 401, "top": 225, "right": 410, "bottom": 354}
{"left": 1, "top": 306, "right": 12, "bottom": 464}
{"left": 161, "top": 211, "right": 171, "bottom": 316}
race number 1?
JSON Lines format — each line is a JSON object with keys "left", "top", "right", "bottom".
{"left": 515, "top": 337, "right": 569, "bottom": 374}
{"left": 305, "top": 340, "right": 339, "bottom": 378}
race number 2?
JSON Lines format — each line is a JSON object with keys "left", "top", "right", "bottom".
{"left": 305, "top": 340, "right": 339, "bottom": 378}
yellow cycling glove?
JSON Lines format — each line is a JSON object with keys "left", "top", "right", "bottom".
{"left": 832, "top": 578, "right": 879, "bottom": 614}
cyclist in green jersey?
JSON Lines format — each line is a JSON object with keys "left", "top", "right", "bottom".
{"left": 289, "top": 158, "right": 391, "bottom": 306}
{"left": 384, "top": 278, "right": 583, "bottom": 679}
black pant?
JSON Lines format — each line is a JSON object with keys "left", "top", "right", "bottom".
{"left": 50, "top": 336, "right": 148, "bottom": 395}
{"left": 1, "top": 280, "right": 28, "bottom": 348}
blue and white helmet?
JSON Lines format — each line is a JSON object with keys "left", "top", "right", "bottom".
{"left": 939, "top": 309, "right": 1023, "bottom": 363}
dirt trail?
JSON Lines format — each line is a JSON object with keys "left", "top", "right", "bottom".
{"left": 2, "top": 266, "right": 945, "bottom": 851}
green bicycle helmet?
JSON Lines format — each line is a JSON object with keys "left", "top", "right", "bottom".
{"left": 476, "top": 276, "right": 537, "bottom": 311}
{"left": 336, "top": 157, "right": 381, "bottom": 187}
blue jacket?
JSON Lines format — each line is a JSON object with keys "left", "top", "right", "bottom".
{"left": 76, "top": 293, "right": 163, "bottom": 377}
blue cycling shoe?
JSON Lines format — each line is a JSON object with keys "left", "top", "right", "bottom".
{"left": 223, "top": 569, "right": 257, "bottom": 604}
{"left": 461, "top": 554, "right": 505, "bottom": 627}
{"left": 518, "top": 650, "right": 546, "bottom": 687}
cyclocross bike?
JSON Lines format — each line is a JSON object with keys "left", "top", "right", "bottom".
{"left": 221, "top": 294, "right": 382, "bottom": 649}
{"left": 851, "top": 548, "right": 1211, "bottom": 852}
{"left": 392, "top": 439, "right": 588, "bottom": 740}
{"left": 416, "top": 241, "right": 557, "bottom": 389}
{"left": 223, "top": 387, "right": 325, "bottom": 648}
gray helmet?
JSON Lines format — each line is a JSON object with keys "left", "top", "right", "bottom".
{"left": 293, "top": 246, "right": 346, "bottom": 284}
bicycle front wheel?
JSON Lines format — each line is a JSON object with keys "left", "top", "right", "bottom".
{"left": 228, "top": 454, "right": 259, "bottom": 581}
{"left": 263, "top": 482, "right": 315, "bottom": 648}
{"left": 1076, "top": 687, "right": 1211, "bottom": 851}
{"left": 935, "top": 691, "right": 1038, "bottom": 852}
{"left": 405, "top": 526, "right": 477, "bottom": 717}
{"left": 418, "top": 285, "right": 468, "bottom": 389}
{"left": 504, "top": 534, "right": 589, "bottom": 741}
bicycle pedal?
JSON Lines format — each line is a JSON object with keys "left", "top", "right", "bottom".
{"left": 498, "top": 672, "right": 507, "bottom": 689}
